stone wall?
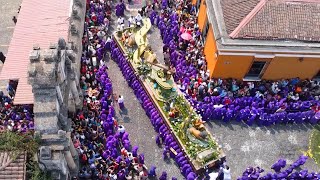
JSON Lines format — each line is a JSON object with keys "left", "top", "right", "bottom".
{"left": 27, "top": 1, "right": 86, "bottom": 179}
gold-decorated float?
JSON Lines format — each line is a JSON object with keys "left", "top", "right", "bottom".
{"left": 113, "top": 18, "right": 225, "bottom": 173}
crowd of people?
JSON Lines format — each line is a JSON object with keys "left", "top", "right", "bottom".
{"left": 110, "top": 36, "right": 198, "bottom": 180}
{"left": 73, "top": 0, "right": 320, "bottom": 179}
{"left": 0, "top": 80, "right": 34, "bottom": 133}
{"left": 110, "top": 1, "right": 205, "bottom": 178}
{"left": 238, "top": 155, "right": 320, "bottom": 179}
{"left": 74, "top": 0, "right": 153, "bottom": 179}
{"left": 0, "top": 0, "right": 318, "bottom": 179}
{"left": 148, "top": 0, "right": 320, "bottom": 126}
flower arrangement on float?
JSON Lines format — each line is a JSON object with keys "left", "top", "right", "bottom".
{"left": 111, "top": 25, "right": 224, "bottom": 172}
{"left": 168, "top": 94, "right": 220, "bottom": 163}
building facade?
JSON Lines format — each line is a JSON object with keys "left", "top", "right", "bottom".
{"left": 193, "top": 0, "right": 320, "bottom": 80}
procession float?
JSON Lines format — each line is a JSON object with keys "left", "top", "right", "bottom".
{"left": 112, "top": 18, "right": 225, "bottom": 173}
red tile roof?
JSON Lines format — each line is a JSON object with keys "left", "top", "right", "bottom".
{"left": 0, "top": 0, "right": 71, "bottom": 104}
{"left": 234, "top": 0, "right": 320, "bottom": 42}
{"left": 220, "top": 0, "right": 261, "bottom": 34}
{"left": 0, "top": 152, "right": 27, "bottom": 180}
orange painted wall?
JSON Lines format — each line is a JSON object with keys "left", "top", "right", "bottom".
{"left": 204, "top": 26, "right": 218, "bottom": 76}
{"left": 197, "top": 0, "right": 207, "bottom": 31}
{"left": 210, "top": 55, "right": 320, "bottom": 80}
{"left": 211, "top": 55, "right": 254, "bottom": 79}
{"left": 262, "top": 57, "right": 320, "bottom": 80}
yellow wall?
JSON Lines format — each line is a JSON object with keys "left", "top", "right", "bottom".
{"left": 204, "top": 26, "right": 218, "bottom": 76}
{"left": 262, "top": 57, "right": 320, "bottom": 80}
{"left": 211, "top": 55, "right": 254, "bottom": 79}
{"left": 198, "top": 0, "right": 207, "bottom": 31}
{"left": 209, "top": 55, "right": 320, "bottom": 80}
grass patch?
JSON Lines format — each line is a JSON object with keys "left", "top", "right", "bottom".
{"left": 309, "top": 126, "right": 320, "bottom": 166}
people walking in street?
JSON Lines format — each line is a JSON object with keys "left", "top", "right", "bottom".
{"left": 117, "top": 16, "right": 125, "bottom": 31}
{"left": 118, "top": 95, "right": 125, "bottom": 110}
{"left": 135, "top": 13, "right": 143, "bottom": 27}
{"left": 128, "top": 16, "right": 135, "bottom": 27}
{"left": 12, "top": 16, "right": 17, "bottom": 24}
{"left": 0, "top": 52, "right": 6, "bottom": 64}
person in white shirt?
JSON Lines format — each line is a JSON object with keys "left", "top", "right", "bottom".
{"left": 106, "top": 36, "right": 112, "bottom": 43}
{"left": 128, "top": 16, "right": 135, "bottom": 27}
{"left": 222, "top": 166, "right": 231, "bottom": 180}
{"left": 88, "top": 30, "right": 93, "bottom": 39}
{"left": 117, "top": 17, "right": 124, "bottom": 25}
{"left": 97, "top": 30, "right": 106, "bottom": 40}
{"left": 135, "top": 13, "right": 142, "bottom": 26}
{"left": 248, "top": 82, "right": 255, "bottom": 90}
{"left": 103, "top": 17, "right": 109, "bottom": 29}
{"left": 177, "top": 83, "right": 186, "bottom": 92}
{"left": 110, "top": 172, "right": 117, "bottom": 180}
{"left": 99, "top": 59, "right": 105, "bottom": 68}
{"left": 88, "top": 45, "right": 96, "bottom": 56}
{"left": 117, "top": 24, "right": 124, "bottom": 31}
{"left": 118, "top": 95, "right": 125, "bottom": 110}
{"left": 136, "top": 21, "right": 141, "bottom": 28}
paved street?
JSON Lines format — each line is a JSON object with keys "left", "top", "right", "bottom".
{"left": 106, "top": 7, "right": 184, "bottom": 180}
{"left": 206, "top": 121, "right": 318, "bottom": 176}
{"left": 0, "top": 0, "right": 21, "bottom": 92}
{"left": 1, "top": 0, "right": 318, "bottom": 178}
{"left": 0, "top": 0, "right": 21, "bottom": 54}
{"left": 106, "top": 58, "right": 184, "bottom": 179}
{"left": 126, "top": 0, "right": 146, "bottom": 10}
{"left": 107, "top": 6, "right": 319, "bottom": 179}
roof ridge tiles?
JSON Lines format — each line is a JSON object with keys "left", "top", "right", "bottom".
{"left": 229, "top": 0, "right": 268, "bottom": 38}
